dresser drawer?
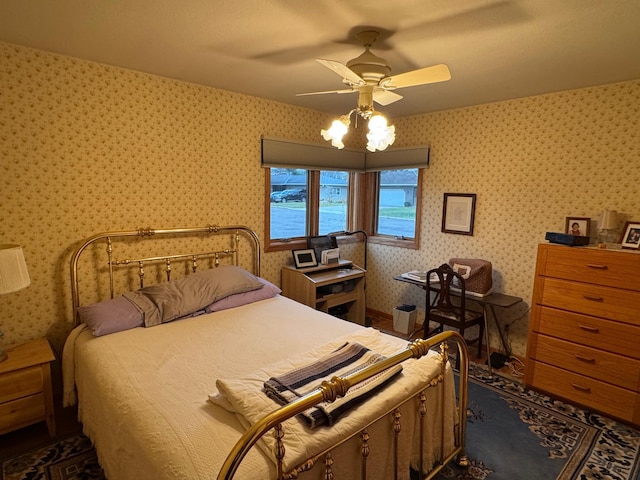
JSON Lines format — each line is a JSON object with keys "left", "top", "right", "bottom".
{"left": 0, "top": 393, "right": 46, "bottom": 434}
{"left": 540, "top": 246, "right": 640, "bottom": 291}
{"left": 540, "top": 277, "right": 640, "bottom": 325}
{"left": 529, "top": 362, "right": 640, "bottom": 424}
{"left": 535, "top": 306, "right": 640, "bottom": 359}
{"left": 532, "top": 335, "right": 640, "bottom": 390}
{"left": 0, "top": 366, "right": 43, "bottom": 403}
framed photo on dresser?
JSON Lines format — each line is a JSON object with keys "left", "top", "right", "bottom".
{"left": 620, "top": 221, "right": 640, "bottom": 249}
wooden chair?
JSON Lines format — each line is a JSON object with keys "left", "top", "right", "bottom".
{"left": 423, "top": 263, "right": 486, "bottom": 365}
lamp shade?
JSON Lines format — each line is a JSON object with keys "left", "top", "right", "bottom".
{"left": 599, "top": 210, "right": 618, "bottom": 230}
{"left": 0, "top": 244, "right": 31, "bottom": 294}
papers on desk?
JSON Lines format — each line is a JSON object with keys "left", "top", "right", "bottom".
{"left": 401, "top": 271, "right": 432, "bottom": 283}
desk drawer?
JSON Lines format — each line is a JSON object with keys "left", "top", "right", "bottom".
{"left": 0, "top": 393, "right": 46, "bottom": 434}
{"left": 541, "top": 247, "right": 640, "bottom": 291}
{"left": 532, "top": 335, "right": 640, "bottom": 390}
{"left": 0, "top": 366, "right": 43, "bottom": 403}
{"left": 530, "top": 362, "right": 639, "bottom": 424}
{"left": 540, "top": 278, "right": 640, "bottom": 325}
{"left": 535, "top": 306, "right": 640, "bottom": 359}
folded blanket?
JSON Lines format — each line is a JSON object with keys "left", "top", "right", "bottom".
{"left": 263, "top": 342, "right": 402, "bottom": 428}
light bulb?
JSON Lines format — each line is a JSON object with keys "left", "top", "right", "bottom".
{"left": 321, "top": 115, "right": 350, "bottom": 149}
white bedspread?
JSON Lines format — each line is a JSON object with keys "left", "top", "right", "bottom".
{"left": 64, "top": 295, "right": 456, "bottom": 480}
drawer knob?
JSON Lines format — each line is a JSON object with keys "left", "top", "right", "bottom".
{"left": 587, "top": 264, "right": 608, "bottom": 270}
{"left": 583, "top": 295, "right": 604, "bottom": 302}
{"left": 574, "top": 354, "right": 596, "bottom": 363}
{"left": 571, "top": 383, "right": 591, "bottom": 393}
{"left": 578, "top": 324, "right": 599, "bottom": 333}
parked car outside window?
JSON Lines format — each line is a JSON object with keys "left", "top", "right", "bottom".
{"left": 270, "top": 189, "right": 306, "bottom": 203}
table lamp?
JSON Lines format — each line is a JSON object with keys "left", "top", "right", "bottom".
{"left": 0, "top": 244, "right": 31, "bottom": 362}
{"left": 598, "top": 210, "right": 619, "bottom": 245}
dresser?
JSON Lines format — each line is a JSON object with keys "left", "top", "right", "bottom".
{"left": 0, "top": 338, "right": 56, "bottom": 436}
{"left": 525, "top": 244, "right": 640, "bottom": 425}
{"left": 281, "top": 260, "right": 366, "bottom": 325}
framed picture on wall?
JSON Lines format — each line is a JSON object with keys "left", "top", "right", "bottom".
{"left": 564, "top": 217, "right": 591, "bottom": 237}
{"left": 442, "top": 193, "right": 476, "bottom": 235}
{"left": 620, "top": 221, "right": 640, "bottom": 249}
{"left": 292, "top": 248, "right": 318, "bottom": 268}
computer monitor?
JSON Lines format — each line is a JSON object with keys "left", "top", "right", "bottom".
{"left": 307, "top": 235, "right": 337, "bottom": 262}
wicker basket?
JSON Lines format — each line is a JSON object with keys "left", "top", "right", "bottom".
{"left": 448, "top": 258, "right": 493, "bottom": 295}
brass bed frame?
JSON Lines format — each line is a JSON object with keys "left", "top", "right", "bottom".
{"left": 69, "top": 224, "right": 469, "bottom": 480}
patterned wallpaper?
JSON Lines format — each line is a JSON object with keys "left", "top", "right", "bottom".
{"left": 1, "top": 41, "right": 639, "bottom": 372}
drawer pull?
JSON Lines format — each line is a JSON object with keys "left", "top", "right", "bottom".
{"left": 578, "top": 324, "right": 599, "bottom": 333}
{"left": 586, "top": 264, "right": 608, "bottom": 270}
{"left": 582, "top": 295, "right": 604, "bottom": 302}
{"left": 574, "top": 354, "right": 595, "bottom": 363}
{"left": 571, "top": 383, "right": 591, "bottom": 393}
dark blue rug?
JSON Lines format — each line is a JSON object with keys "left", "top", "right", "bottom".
{"left": 436, "top": 364, "right": 640, "bottom": 480}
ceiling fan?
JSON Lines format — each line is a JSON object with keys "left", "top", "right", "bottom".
{"left": 298, "top": 29, "right": 451, "bottom": 114}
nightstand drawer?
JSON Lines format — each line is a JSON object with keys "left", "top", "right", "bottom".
{"left": 0, "top": 366, "right": 43, "bottom": 403}
{"left": 0, "top": 392, "right": 46, "bottom": 434}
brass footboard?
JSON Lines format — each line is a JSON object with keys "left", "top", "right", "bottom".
{"left": 218, "top": 331, "right": 469, "bottom": 480}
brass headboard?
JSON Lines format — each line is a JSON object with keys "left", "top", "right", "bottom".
{"left": 70, "top": 224, "right": 260, "bottom": 324}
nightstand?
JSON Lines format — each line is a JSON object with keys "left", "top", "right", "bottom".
{"left": 0, "top": 338, "right": 56, "bottom": 436}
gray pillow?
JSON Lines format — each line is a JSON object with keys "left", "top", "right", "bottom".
{"left": 124, "top": 265, "right": 263, "bottom": 327}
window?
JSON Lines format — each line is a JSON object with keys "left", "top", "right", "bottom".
{"left": 266, "top": 169, "right": 349, "bottom": 251}
{"left": 366, "top": 168, "right": 422, "bottom": 249}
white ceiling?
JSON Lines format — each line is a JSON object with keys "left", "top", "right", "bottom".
{"left": 1, "top": 0, "right": 639, "bottom": 119}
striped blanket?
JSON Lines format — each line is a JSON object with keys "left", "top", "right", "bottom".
{"left": 263, "top": 342, "right": 403, "bottom": 428}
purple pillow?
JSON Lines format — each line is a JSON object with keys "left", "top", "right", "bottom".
{"left": 205, "top": 277, "right": 281, "bottom": 313}
{"left": 78, "top": 296, "right": 143, "bottom": 336}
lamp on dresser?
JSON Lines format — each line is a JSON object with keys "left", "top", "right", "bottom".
{"left": 598, "top": 209, "right": 619, "bottom": 245}
{"left": 0, "top": 244, "right": 31, "bottom": 362}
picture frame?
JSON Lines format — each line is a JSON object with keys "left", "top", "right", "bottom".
{"left": 442, "top": 193, "right": 476, "bottom": 236}
{"left": 292, "top": 248, "right": 318, "bottom": 268}
{"left": 620, "top": 221, "right": 640, "bottom": 249}
{"left": 564, "top": 217, "right": 591, "bottom": 237}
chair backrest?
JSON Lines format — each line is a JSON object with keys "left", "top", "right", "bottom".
{"left": 426, "top": 263, "right": 467, "bottom": 319}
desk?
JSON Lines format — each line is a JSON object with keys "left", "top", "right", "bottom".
{"left": 394, "top": 275, "right": 522, "bottom": 374}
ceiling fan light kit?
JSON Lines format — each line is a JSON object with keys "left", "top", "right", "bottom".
{"left": 306, "top": 28, "right": 451, "bottom": 153}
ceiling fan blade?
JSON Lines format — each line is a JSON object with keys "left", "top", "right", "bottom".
{"left": 316, "top": 59, "right": 365, "bottom": 86}
{"left": 373, "top": 89, "right": 403, "bottom": 106}
{"left": 384, "top": 64, "right": 451, "bottom": 89}
{"left": 296, "top": 88, "right": 355, "bottom": 97}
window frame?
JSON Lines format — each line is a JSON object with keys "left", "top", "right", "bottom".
{"left": 265, "top": 170, "right": 354, "bottom": 252}
{"left": 363, "top": 168, "right": 423, "bottom": 250}
{"left": 265, "top": 168, "right": 422, "bottom": 252}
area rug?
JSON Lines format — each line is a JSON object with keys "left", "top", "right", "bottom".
{"left": 0, "top": 433, "right": 103, "bottom": 480}
{"left": 2, "top": 365, "right": 640, "bottom": 480}
{"left": 436, "top": 363, "right": 640, "bottom": 480}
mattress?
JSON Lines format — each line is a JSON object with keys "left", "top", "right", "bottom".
{"left": 64, "top": 295, "right": 456, "bottom": 479}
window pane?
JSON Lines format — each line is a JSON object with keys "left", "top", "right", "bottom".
{"left": 377, "top": 168, "right": 418, "bottom": 238}
{"left": 319, "top": 171, "right": 348, "bottom": 235}
{"left": 270, "top": 169, "right": 308, "bottom": 240}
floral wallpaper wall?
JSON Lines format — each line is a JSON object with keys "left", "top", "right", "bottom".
{"left": 366, "top": 80, "right": 640, "bottom": 357}
{"left": 1, "top": 41, "right": 639, "bottom": 376}
{"left": 0, "top": 42, "right": 329, "bottom": 361}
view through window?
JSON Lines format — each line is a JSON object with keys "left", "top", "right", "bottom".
{"left": 376, "top": 168, "right": 419, "bottom": 239}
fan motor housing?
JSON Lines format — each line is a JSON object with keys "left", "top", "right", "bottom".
{"left": 347, "top": 49, "right": 390, "bottom": 83}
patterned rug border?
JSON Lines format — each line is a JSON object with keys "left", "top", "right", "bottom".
{"left": 465, "top": 363, "right": 640, "bottom": 480}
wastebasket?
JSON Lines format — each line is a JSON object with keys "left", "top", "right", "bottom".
{"left": 393, "top": 304, "right": 417, "bottom": 334}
